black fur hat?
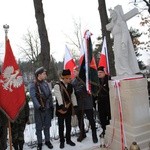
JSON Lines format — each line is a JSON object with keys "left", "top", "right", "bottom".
{"left": 98, "top": 66, "right": 105, "bottom": 71}
{"left": 61, "top": 69, "right": 71, "bottom": 78}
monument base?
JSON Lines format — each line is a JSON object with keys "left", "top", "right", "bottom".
{"left": 105, "top": 77, "right": 150, "bottom": 150}
{"left": 106, "top": 122, "right": 150, "bottom": 150}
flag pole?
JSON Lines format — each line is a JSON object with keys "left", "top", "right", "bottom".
{"left": 3, "top": 24, "right": 13, "bottom": 150}
{"left": 8, "top": 121, "right": 13, "bottom": 150}
{"left": 3, "top": 24, "right": 9, "bottom": 41}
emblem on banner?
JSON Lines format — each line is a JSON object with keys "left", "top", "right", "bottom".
{"left": 2, "top": 66, "right": 23, "bottom": 92}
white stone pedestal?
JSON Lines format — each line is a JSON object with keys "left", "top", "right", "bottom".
{"left": 105, "top": 77, "right": 150, "bottom": 150}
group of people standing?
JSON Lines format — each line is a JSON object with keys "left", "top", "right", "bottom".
{"left": 29, "top": 65, "right": 111, "bottom": 150}
{"left": 0, "top": 65, "right": 111, "bottom": 150}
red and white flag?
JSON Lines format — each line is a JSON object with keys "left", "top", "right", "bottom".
{"left": 64, "top": 45, "right": 76, "bottom": 79}
{"left": 0, "top": 39, "right": 25, "bottom": 122}
{"left": 98, "top": 36, "right": 110, "bottom": 74}
{"left": 79, "top": 38, "right": 85, "bottom": 65}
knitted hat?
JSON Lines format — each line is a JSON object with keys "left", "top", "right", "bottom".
{"left": 35, "top": 67, "right": 47, "bottom": 77}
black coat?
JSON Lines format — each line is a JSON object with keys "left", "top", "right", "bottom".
{"left": 97, "top": 75, "right": 111, "bottom": 122}
{"left": 72, "top": 77, "right": 93, "bottom": 110}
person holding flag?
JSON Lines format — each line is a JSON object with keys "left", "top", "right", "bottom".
{"left": 29, "top": 67, "right": 54, "bottom": 150}
{"left": 97, "top": 66, "right": 111, "bottom": 138}
{"left": 72, "top": 66, "right": 98, "bottom": 143}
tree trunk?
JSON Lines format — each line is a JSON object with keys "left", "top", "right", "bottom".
{"left": 98, "top": 0, "right": 116, "bottom": 76}
{"left": 33, "top": 0, "right": 50, "bottom": 74}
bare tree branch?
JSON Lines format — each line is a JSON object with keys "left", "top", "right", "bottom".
{"left": 19, "top": 30, "right": 41, "bottom": 65}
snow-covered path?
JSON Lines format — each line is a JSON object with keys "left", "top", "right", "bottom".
{"left": 24, "top": 130, "right": 101, "bottom": 150}
{"left": 7, "top": 118, "right": 103, "bottom": 150}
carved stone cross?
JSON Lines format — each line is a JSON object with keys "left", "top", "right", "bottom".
{"left": 106, "top": 5, "right": 140, "bottom": 76}
{"left": 106, "top": 5, "right": 139, "bottom": 31}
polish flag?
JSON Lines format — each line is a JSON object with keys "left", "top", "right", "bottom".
{"left": 64, "top": 45, "right": 76, "bottom": 79}
{"left": 79, "top": 39, "right": 85, "bottom": 65}
{"left": 98, "top": 36, "right": 110, "bottom": 74}
{"left": 0, "top": 39, "right": 25, "bottom": 122}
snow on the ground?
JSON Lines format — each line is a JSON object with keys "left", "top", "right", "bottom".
{"left": 24, "top": 130, "right": 101, "bottom": 150}
{"left": 7, "top": 117, "right": 103, "bottom": 150}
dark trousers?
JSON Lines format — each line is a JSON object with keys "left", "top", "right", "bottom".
{"left": 58, "top": 114, "right": 71, "bottom": 143}
{"left": 98, "top": 98, "right": 111, "bottom": 135}
{"left": 0, "top": 111, "right": 8, "bottom": 150}
{"left": 76, "top": 109, "right": 97, "bottom": 137}
{"left": 98, "top": 114, "right": 107, "bottom": 135}
{"left": 11, "top": 122, "right": 26, "bottom": 144}
{"left": 0, "top": 125, "right": 7, "bottom": 150}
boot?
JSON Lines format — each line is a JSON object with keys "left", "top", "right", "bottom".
{"left": 13, "top": 142, "right": 19, "bottom": 150}
{"left": 77, "top": 133, "right": 86, "bottom": 142}
{"left": 92, "top": 131, "right": 98, "bottom": 143}
{"left": 37, "top": 143, "right": 42, "bottom": 150}
{"left": 60, "top": 142, "right": 64, "bottom": 149}
{"left": 18, "top": 140, "right": 24, "bottom": 150}
{"left": 100, "top": 135, "right": 106, "bottom": 148}
{"left": 66, "top": 140, "right": 76, "bottom": 146}
{"left": 45, "top": 141, "right": 53, "bottom": 149}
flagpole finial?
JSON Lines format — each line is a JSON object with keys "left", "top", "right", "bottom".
{"left": 3, "top": 24, "right": 9, "bottom": 40}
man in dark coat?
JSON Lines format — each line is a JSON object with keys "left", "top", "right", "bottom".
{"left": 54, "top": 69, "right": 77, "bottom": 149}
{"left": 97, "top": 66, "right": 111, "bottom": 137}
{"left": 29, "top": 67, "right": 54, "bottom": 150}
{"left": 71, "top": 66, "right": 98, "bottom": 143}
{"left": 11, "top": 100, "right": 29, "bottom": 150}
{"left": 0, "top": 110, "right": 8, "bottom": 150}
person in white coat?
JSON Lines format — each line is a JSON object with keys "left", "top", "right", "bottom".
{"left": 54, "top": 69, "right": 77, "bottom": 149}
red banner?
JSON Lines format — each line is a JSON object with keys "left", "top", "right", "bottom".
{"left": 0, "top": 39, "right": 25, "bottom": 122}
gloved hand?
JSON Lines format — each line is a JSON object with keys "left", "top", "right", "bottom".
{"left": 60, "top": 104, "right": 67, "bottom": 111}
{"left": 39, "top": 106, "right": 46, "bottom": 112}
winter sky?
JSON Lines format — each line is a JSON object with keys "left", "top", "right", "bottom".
{"left": 0, "top": 0, "right": 149, "bottom": 64}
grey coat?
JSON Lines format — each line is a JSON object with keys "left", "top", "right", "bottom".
{"left": 29, "top": 80, "right": 53, "bottom": 128}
